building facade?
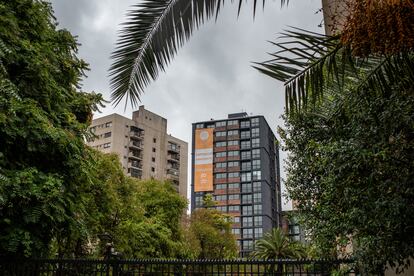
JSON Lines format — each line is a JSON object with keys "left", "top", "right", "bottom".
{"left": 191, "top": 112, "right": 282, "bottom": 256}
{"left": 87, "top": 106, "right": 188, "bottom": 198}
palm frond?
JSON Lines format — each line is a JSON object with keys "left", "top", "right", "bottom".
{"left": 109, "top": 0, "right": 289, "bottom": 107}
{"left": 254, "top": 28, "right": 414, "bottom": 113}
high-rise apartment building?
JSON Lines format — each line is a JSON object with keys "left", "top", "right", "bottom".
{"left": 87, "top": 106, "right": 188, "bottom": 198}
{"left": 191, "top": 112, "right": 282, "bottom": 256}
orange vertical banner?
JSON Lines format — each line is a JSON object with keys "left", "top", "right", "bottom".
{"left": 194, "top": 128, "right": 214, "bottom": 192}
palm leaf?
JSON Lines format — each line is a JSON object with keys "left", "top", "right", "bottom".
{"left": 254, "top": 28, "right": 414, "bottom": 113}
{"left": 109, "top": 0, "right": 289, "bottom": 107}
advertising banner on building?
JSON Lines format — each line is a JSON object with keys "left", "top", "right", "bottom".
{"left": 194, "top": 128, "right": 214, "bottom": 192}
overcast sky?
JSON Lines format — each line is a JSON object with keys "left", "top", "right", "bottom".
{"left": 50, "top": 0, "right": 323, "bottom": 210}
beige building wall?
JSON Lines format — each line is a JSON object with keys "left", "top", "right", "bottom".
{"left": 87, "top": 106, "right": 187, "bottom": 199}
{"left": 322, "top": 0, "right": 348, "bottom": 35}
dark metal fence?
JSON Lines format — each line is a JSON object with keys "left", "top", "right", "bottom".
{"left": 0, "top": 258, "right": 357, "bottom": 275}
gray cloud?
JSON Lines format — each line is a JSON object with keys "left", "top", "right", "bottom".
{"left": 50, "top": 0, "right": 323, "bottom": 209}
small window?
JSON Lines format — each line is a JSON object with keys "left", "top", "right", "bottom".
{"left": 215, "top": 162, "right": 227, "bottom": 168}
{"left": 254, "top": 216, "right": 262, "bottom": 226}
{"left": 215, "top": 184, "right": 227, "bottom": 190}
{"left": 227, "top": 130, "right": 238, "bottom": 136}
{"left": 105, "top": 121, "right": 112, "bottom": 128}
{"left": 216, "top": 141, "right": 226, "bottom": 147}
{"left": 228, "top": 194, "right": 240, "bottom": 200}
{"left": 228, "top": 120, "right": 238, "bottom": 126}
{"left": 151, "top": 167, "right": 155, "bottom": 172}
{"left": 215, "top": 152, "right": 226, "bottom": 158}
{"left": 252, "top": 128, "right": 260, "bottom": 137}
{"left": 251, "top": 117, "right": 259, "bottom": 127}
{"left": 233, "top": 216, "right": 240, "bottom": 223}
{"left": 215, "top": 131, "right": 226, "bottom": 137}
{"left": 152, "top": 148, "right": 156, "bottom": 153}
{"left": 242, "top": 206, "right": 253, "bottom": 216}
{"left": 103, "top": 143, "right": 111, "bottom": 148}
{"left": 228, "top": 161, "right": 239, "bottom": 167}
{"left": 253, "top": 182, "right": 261, "bottom": 192}
{"left": 252, "top": 160, "right": 261, "bottom": 170}
{"left": 240, "top": 131, "right": 250, "bottom": 139}
{"left": 196, "top": 123, "right": 204, "bottom": 129}
{"left": 241, "top": 140, "right": 250, "bottom": 149}
{"left": 241, "top": 172, "right": 252, "bottom": 182}
{"left": 253, "top": 192, "right": 262, "bottom": 203}
{"left": 242, "top": 228, "right": 253, "bottom": 239}
{"left": 255, "top": 228, "right": 263, "bottom": 238}
{"left": 242, "top": 183, "right": 252, "bottom": 193}
{"left": 240, "top": 121, "right": 250, "bottom": 128}
{"left": 228, "top": 205, "right": 240, "bottom": 212}
{"left": 215, "top": 173, "right": 227, "bottom": 179}
{"left": 228, "top": 183, "right": 240, "bottom": 189}
{"left": 232, "top": 228, "right": 241, "bottom": 235}
{"left": 215, "top": 121, "right": 226, "bottom": 127}
{"left": 104, "top": 132, "right": 111, "bottom": 138}
{"left": 252, "top": 171, "right": 261, "bottom": 180}
{"left": 228, "top": 172, "right": 240, "bottom": 178}
{"left": 242, "top": 216, "right": 253, "bottom": 227}
{"left": 252, "top": 138, "right": 260, "bottom": 147}
{"left": 241, "top": 151, "right": 251, "bottom": 160}
{"left": 152, "top": 157, "right": 155, "bottom": 162}
{"left": 252, "top": 149, "right": 260, "bottom": 159}
{"left": 241, "top": 162, "right": 251, "bottom": 171}
{"left": 153, "top": 138, "right": 157, "bottom": 143}
{"left": 228, "top": 151, "right": 239, "bottom": 157}
{"left": 242, "top": 194, "right": 252, "bottom": 204}
{"left": 253, "top": 204, "right": 262, "bottom": 215}
{"left": 214, "top": 195, "right": 227, "bottom": 201}
{"left": 227, "top": 140, "right": 239, "bottom": 146}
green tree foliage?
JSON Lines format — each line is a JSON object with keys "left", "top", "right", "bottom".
{"left": 251, "top": 228, "right": 306, "bottom": 260}
{"left": 0, "top": 0, "right": 104, "bottom": 257}
{"left": 183, "top": 205, "right": 238, "bottom": 259}
{"left": 279, "top": 79, "right": 414, "bottom": 272}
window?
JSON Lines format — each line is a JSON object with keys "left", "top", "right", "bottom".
{"left": 242, "top": 217, "right": 253, "bottom": 227}
{"left": 216, "top": 162, "right": 226, "bottom": 168}
{"left": 227, "top": 130, "right": 238, "bottom": 136}
{"left": 252, "top": 149, "right": 260, "bottom": 159}
{"left": 227, "top": 140, "right": 239, "bottom": 146}
{"left": 241, "top": 161, "right": 251, "bottom": 171}
{"left": 255, "top": 228, "right": 263, "bottom": 238}
{"left": 253, "top": 204, "right": 262, "bottom": 215}
{"left": 104, "top": 132, "right": 111, "bottom": 138}
{"left": 228, "top": 161, "right": 239, "bottom": 167}
{"left": 228, "top": 120, "right": 238, "bottom": 126}
{"left": 241, "top": 172, "right": 251, "bottom": 182}
{"left": 152, "top": 147, "right": 156, "bottom": 153}
{"left": 240, "top": 120, "right": 250, "bottom": 128}
{"left": 215, "top": 131, "right": 226, "bottom": 137}
{"left": 89, "top": 126, "right": 96, "bottom": 133}
{"left": 253, "top": 182, "right": 262, "bottom": 192}
{"left": 254, "top": 216, "right": 263, "bottom": 226}
{"left": 241, "top": 151, "right": 251, "bottom": 160}
{"left": 242, "top": 240, "right": 253, "bottom": 250}
{"left": 252, "top": 138, "right": 260, "bottom": 147}
{"left": 252, "top": 171, "right": 261, "bottom": 180}
{"left": 233, "top": 216, "right": 240, "bottom": 223}
{"left": 228, "top": 151, "right": 239, "bottom": 157}
{"left": 228, "top": 172, "right": 240, "bottom": 178}
{"left": 195, "top": 196, "right": 203, "bottom": 207}
{"left": 253, "top": 192, "right": 262, "bottom": 203}
{"left": 206, "top": 124, "right": 214, "bottom": 128}
{"left": 240, "top": 131, "right": 250, "bottom": 139}
{"left": 241, "top": 140, "right": 250, "bottom": 149}
{"left": 151, "top": 167, "right": 155, "bottom": 172}
{"left": 251, "top": 128, "right": 260, "bottom": 137}
{"left": 228, "top": 194, "right": 240, "bottom": 200}
{"left": 228, "top": 205, "right": 240, "bottom": 212}
{"left": 215, "top": 152, "right": 226, "bottom": 158}
{"left": 216, "top": 141, "right": 226, "bottom": 147}
{"left": 215, "top": 184, "right": 226, "bottom": 190}
{"left": 152, "top": 157, "right": 155, "bottom": 162}
{"left": 242, "top": 194, "right": 252, "bottom": 204}
{"left": 232, "top": 228, "right": 241, "bottom": 235}
{"left": 105, "top": 121, "right": 112, "bottom": 128}
{"left": 153, "top": 138, "right": 157, "bottom": 143}
{"left": 252, "top": 160, "right": 261, "bottom": 170}
{"left": 242, "top": 205, "right": 253, "bottom": 215}
{"left": 243, "top": 228, "right": 253, "bottom": 239}
{"left": 215, "top": 121, "right": 226, "bottom": 127}
{"left": 216, "top": 206, "right": 227, "bottom": 212}
{"left": 196, "top": 123, "right": 204, "bottom": 129}
{"left": 228, "top": 183, "right": 240, "bottom": 189}
{"left": 215, "top": 173, "right": 226, "bottom": 179}
{"left": 214, "top": 195, "right": 227, "bottom": 201}
{"left": 242, "top": 183, "right": 252, "bottom": 193}
{"left": 103, "top": 143, "right": 111, "bottom": 148}
{"left": 251, "top": 117, "right": 259, "bottom": 127}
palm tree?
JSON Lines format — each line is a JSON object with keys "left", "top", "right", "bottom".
{"left": 251, "top": 228, "right": 306, "bottom": 260}
{"left": 109, "top": 0, "right": 413, "bottom": 112}
{"left": 109, "top": 0, "right": 288, "bottom": 107}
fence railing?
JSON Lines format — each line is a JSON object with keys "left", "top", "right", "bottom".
{"left": 0, "top": 258, "right": 357, "bottom": 275}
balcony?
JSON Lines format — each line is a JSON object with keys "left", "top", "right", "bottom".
{"left": 167, "top": 143, "right": 180, "bottom": 153}
{"left": 128, "top": 151, "right": 143, "bottom": 160}
{"left": 167, "top": 153, "right": 180, "bottom": 162}
{"left": 129, "top": 141, "right": 143, "bottom": 150}
{"left": 128, "top": 160, "right": 142, "bottom": 170}
{"left": 167, "top": 167, "right": 179, "bottom": 178}
{"left": 130, "top": 131, "right": 144, "bottom": 140}
{"left": 128, "top": 168, "right": 142, "bottom": 179}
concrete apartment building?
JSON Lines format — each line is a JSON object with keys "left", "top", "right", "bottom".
{"left": 191, "top": 112, "right": 282, "bottom": 256}
{"left": 87, "top": 106, "right": 188, "bottom": 198}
